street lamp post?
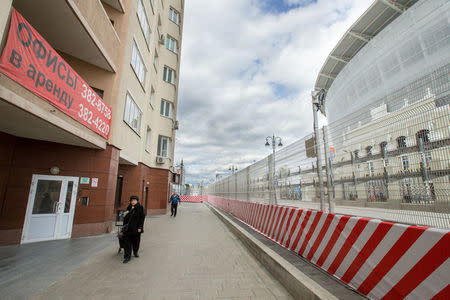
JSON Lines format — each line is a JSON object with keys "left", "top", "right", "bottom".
{"left": 229, "top": 165, "right": 238, "bottom": 174}
{"left": 200, "top": 179, "right": 204, "bottom": 196}
{"left": 265, "top": 134, "right": 283, "bottom": 205}
{"left": 311, "top": 90, "right": 325, "bottom": 211}
{"left": 175, "top": 159, "right": 184, "bottom": 195}
{"left": 322, "top": 126, "right": 335, "bottom": 213}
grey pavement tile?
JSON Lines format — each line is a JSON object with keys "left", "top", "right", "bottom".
{"left": 251, "top": 287, "right": 278, "bottom": 299}
{"left": 198, "top": 288, "right": 219, "bottom": 298}
{"left": 216, "top": 288, "right": 254, "bottom": 298}
{"left": 267, "top": 283, "right": 292, "bottom": 297}
{"left": 159, "top": 295, "right": 181, "bottom": 300}
{"left": 16, "top": 203, "right": 292, "bottom": 299}
{"left": 1, "top": 234, "right": 115, "bottom": 300}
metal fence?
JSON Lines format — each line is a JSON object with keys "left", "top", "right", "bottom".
{"left": 206, "top": 63, "right": 450, "bottom": 229}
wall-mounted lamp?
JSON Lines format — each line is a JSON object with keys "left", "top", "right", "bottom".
{"left": 50, "top": 166, "right": 60, "bottom": 175}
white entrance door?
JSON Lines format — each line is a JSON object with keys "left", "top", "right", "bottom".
{"left": 22, "top": 175, "right": 79, "bottom": 244}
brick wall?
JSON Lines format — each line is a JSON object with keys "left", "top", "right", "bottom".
{"left": 0, "top": 132, "right": 119, "bottom": 245}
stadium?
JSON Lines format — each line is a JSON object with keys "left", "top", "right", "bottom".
{"left": 209, "top": 0, "right": 450, "bottom": 228}
{"left": 315, "top": 0, "right": 449, "bottom": 216}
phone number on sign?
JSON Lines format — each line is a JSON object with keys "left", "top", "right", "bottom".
{"left": 78, "top": 84, "right": 111, "bottom": 136}
{"left": 81, "top": 84, "right": 111, "bottom": 119}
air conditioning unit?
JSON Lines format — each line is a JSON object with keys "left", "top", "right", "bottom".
{"left": 173, "top": 120, "right": 179, "bottom": 130}
{"left": 156, "top": 156, "right": 165, "bottom": 164}
{"left": 158, "top": 34, "right": 165, "bottom": 44}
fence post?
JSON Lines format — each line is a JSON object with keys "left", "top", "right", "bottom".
{"left": 322, "top": 126, "right": 335, "bottom": 213}
{"left": 246, "top": 167, "right": 250, "bottom": 201}
{"left": 235, "top": 173, "right": 237, "bottom": 200}
{"left": 312, "top": 101, "right": 325, "bottom": 211}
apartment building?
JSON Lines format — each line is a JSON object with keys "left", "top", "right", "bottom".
{"left": 0, "top": 0, "right": 184, "bottom": 245}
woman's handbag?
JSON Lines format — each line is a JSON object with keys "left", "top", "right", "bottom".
{"left": 118, "top": 208, "right": 135, "bottom": 238}
{"left": 118, "top": 224, "right": 128, "bottom": 238}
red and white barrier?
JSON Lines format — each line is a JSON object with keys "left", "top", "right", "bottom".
{"left": 179, "top": 195, "right": 206, "bottom": 203}
{"left": 207, "top": 196, "right": 450, "bottom": 300}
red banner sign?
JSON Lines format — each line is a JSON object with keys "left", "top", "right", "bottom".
{"left": 0, "top": 9, "right": 111, "bottom": 138}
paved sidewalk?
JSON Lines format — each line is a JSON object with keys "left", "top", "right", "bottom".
{"left": 31, "top": 203, "right": 292, "bottom": 299}
{"left": 0, "top": 232, "right": 115, "bottom": 300}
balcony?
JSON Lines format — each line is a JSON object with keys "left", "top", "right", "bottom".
{"left": 0, "top": 83, "right": 106, "bottom": 149}
{"left": 13, "top": 0, "right": 121, "bottom": 72}
{"left": 101, "top": 0, "right": 124, "bottom": 13}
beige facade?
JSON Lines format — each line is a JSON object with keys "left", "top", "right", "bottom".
{"left": 0, "top": 0, "right": 184, "bottom": 245}
{"left": 0, "top": 0, "right": 184, "bottom": 169}
{"left": 110, "top": 0, "right": 184, "bottom": 169}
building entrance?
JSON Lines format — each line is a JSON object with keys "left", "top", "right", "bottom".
{"left": 22, "top": 175, "right": 78, "bottom": 244}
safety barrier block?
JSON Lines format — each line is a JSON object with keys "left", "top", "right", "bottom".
{"left": 179, "top": 195, "right": 206, "bottom": 203}
{"left": 206, "top": 196, "right": 450, "bottom": 300}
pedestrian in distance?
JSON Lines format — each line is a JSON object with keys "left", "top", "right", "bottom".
{"left": 169, "top": 191, "right": 181, "bottom": 217}
{"left": 122, "top": 195, "right": 145, "bottom": 264}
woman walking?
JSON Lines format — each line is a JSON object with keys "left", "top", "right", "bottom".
{"left": 122, "top": 195, "right": 145, "bottom": 263}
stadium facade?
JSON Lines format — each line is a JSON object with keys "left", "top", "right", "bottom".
{"left": 315, "top": 0, "right": 449, "bottom": 212}
{"left": 208, "top": 0, "right": 449, "bottom": 226}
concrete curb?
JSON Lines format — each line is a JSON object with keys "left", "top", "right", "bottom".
{"left": 206, "top": 203, "right": 338, "bottom": 300}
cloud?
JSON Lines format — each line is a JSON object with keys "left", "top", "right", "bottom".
{"left": 175, "top": 0, "right": 371, "bottom": 185}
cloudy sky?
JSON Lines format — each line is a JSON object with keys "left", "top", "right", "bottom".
{"left": 175, "top": 0, "right": 371, "bottom": 185}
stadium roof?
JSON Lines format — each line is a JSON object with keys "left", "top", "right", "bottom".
{"left": 314, "top": 0, "right": 418, "bottom": 93}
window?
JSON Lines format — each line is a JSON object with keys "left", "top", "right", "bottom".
{"left": 402, "top": 182, "right": 412, "bottom": 203}
{"left": 365, "top": 146, "right": 372, "bottom": 157}
{"left": 401, "top": 155, "right": 409, "bottom": 170}
{"left": 157, "top": 16, "right": 162, "bottom": 43}
{"left": 137, "top": 0, "right": 151, "bottom": 45}
{"left": 367, "top": 162, "right": 375, "bottom": 175}
{"left": 149, "top": 86, "right": 155, "bottom": 107}
{"left": 114, "top": 176, "right": 123, "bottom": 208}
{"left": 166, "top": 36, "right": 178, "bottom": 53}
{"left": 397, "top": 136, "right": 407, "bottom": 148}
{"left": 344, "top": 182, "right": 358, "bottom": 201}
{"left": 169, "top": 7, "right": 179, "bottom": 24}
{"left": 427, "top": 182, "right": 436, "bottom": 201}
{"left": 123, "top": 93, "right": 142, "bottom": 133}
{"left": 163, "top": 66, "right": 175, "bottom": 84}
{"left": 153, "top": 50, "right": 158, "bottom": 69}
{"left": 424, "top": 151, "right": 432, "bottom": 168}
{"left": 366, "top": 180, "right": 387, "bottom": 202}
{"left": 145, "top": 127, "right": 151, "bottom": 152}
{"left": 416, "top": 129, "right": 430, "bottom": 145}
{"left": 131, "top": 41, "right": 146, "bottom": 85}
{"left": 380, "top": 141, "right": 388, "bottom": 158}
{"left": 160, "top": 99, "right": 172, "bottom": 117}
{"left": 157, "top": 135, "right": 170, "bottom": 158}
{"left": 91, "top": 87, "right": 104, "bottom": 98}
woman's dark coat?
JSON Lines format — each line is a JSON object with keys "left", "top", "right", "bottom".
{"left": 123, "top": 203, "right": 145, "bottom": 235}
